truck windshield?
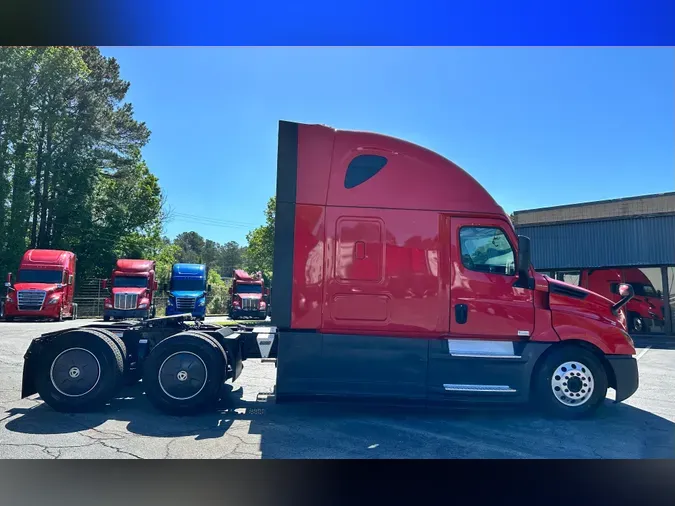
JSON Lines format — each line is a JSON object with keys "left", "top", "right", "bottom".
{"left": 114, "top": 276, "right": 148, "bottom": 288}
{"left": 17, "top": 269, "right": 63, "bottom": 284}
{"left": 171, "top": 278, "right": 205, "bottom": 291}
{"left": 631, "top": 283, "right": 658, "bottom": 297}
{"left": 236, "top": 284, "right": 262, "bottom": 294}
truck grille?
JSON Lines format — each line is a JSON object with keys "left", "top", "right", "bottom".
{"left": 241, "top": 298, "right": 259, "bottom": 311}
{"left": 114, "top": 293, "right": 138, "bottom": 310}
{"left": 175, "top": 297, "right": 196, "bottom": 311}
{"left": 17, "top": 290, "right": 46, "bottom": 311}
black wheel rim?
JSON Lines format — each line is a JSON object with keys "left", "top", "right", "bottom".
{"left": 158, "top": 351, "right": 208, "bottom": 400}
{"left": 50, "top": 348, "right": 101, "bottom": 397}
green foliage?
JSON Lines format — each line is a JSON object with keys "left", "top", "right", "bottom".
{"left": 0, "top": 47, "right": 158, "bottom": 282}
{"left": 243, "top": 196, "right": 275, "bottom": 281}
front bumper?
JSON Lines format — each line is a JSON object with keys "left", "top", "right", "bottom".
{"left": 606, "top": 355, "right": 639, "bottom": 403}
{"left": 4, "top": 305, "right": 60, "bottom": 319}
{"left": 166, "top": 305, "right": 206, "bottom": 318}
{"left": 104, "top": 308, "right": 148, "bottom": 319}
{"left": 232, "top": 308, "right": 266, "bottom": 316}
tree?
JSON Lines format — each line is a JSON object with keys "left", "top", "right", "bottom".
{"left": 0, "top": 47, "right": 160, "bottom": 283}
{"left": 174, "top": 231, "right": 206, "bottom": 264}
{"left": 244, "top": 196, "right": 275, "bottom": 279}
{"left": 218, "top": 240, "right": 243, "bottom": 277}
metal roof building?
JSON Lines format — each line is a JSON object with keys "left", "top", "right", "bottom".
{"left": 513, "top": 192, "right": 675, "bottom": 270}
{"left": 513, "top": 192, "right": 675, "bottom": 336}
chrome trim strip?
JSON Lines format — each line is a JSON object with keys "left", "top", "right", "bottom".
{"left": 443, "top": 384, "right": 517, "bottom": 393}
{"left": 451, "top": 353, "right": 522, "bottom": 359}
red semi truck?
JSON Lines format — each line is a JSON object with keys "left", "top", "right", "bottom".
{"left": 229, "top": 269, "right": 269, "bottom": 320}
{"left": 102, "top": 259, "right": 158, "bottom": 321}
{"left": 3, "top": 249, "right": 78, "bottom": 322}
{"left": 580, "top": 268, "right": 665, "bottom": 333}
{"left": 20, "top": 120, "right": 638, "bottom": 419}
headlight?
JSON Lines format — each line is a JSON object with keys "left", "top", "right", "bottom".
{"left": 198, "top": 298, "right": 206, "bottom": 306}
{"left": 47, "top": 296, "right": 60, "bottom": 305}
{"left": 6, "top": 295, "right": 13, "bottom": 303}
{"left": 138, "top": 303, "right": 148, "bottom": 309}
{"left": 260, "top": 301, "right": 266, "bottom": 309}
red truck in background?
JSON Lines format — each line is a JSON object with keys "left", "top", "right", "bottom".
{"left": 2, "top": 249, "right": 78, "bottom": 322}
{"left": 580, "top": 268, "right": 665, "bottom": 333}
{"left": 229, "top": 269, "right": 269, "bottom": 320}
{"left": 102, "top": 259, "right": 158, "bottom": 321}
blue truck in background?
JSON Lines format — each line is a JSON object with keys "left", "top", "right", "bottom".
{"left": 165, "top": 263, "right": 211, "bottom": 320}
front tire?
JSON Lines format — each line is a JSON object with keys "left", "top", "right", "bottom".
{"left": 34, "top": 329, "right": 124, "bottom": 413}
{"left": 629, "top": 313, "right": 644, "bottom": 333}
{"left": 143, "top": 331, "right": 227, "bottom": 415}
{"left": 533, "top": 346, "right": 608, "bottom": 419}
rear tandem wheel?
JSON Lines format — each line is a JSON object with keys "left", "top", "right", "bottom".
{"left": 142, "top": 331, "right": 227, "bottom": 415}
{"left": 34, "top": 329, "right": 124, "bottom": 413}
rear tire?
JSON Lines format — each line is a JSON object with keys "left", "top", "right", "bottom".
{"left": 34, "top": 329, "right": 124, "bottom": 413}
{"left": 103, "top": 315, "right": 111, "bottom": 322}
{"left": 86, "top": 328, "right": 129, "bottom": 391}
{"left": 71, "top": 303, "right": 78, "bottom": 321}
{"left": 143, "top": 331, "right": 226, "bottom": 415}
{"left": 533, "top": 346, "right": 608, "bottom": 419}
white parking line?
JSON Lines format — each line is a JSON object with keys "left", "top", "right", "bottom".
{"left": 635, "top": 346, "right": 652, "bottom": 361}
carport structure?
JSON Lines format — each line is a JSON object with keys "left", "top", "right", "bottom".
{"left": 514, "top": 192, "right": 675, "bottom": 336}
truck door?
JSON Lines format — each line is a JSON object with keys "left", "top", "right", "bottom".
{"left": 449, "top": 217, "right": 534, "bottom": 338}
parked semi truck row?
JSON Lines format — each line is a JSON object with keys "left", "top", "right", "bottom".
{"left": 20, "top": 120, "right": 639, "bottom": 419}
{"left": 102, "top": 259, "right": 158, "bottom": 321}
{"left": 2, "top": 249, "right": 78, "bottom": 322}
{"left": 165, "top": 263, "right": 211, "bottom": 320}
{"left": 229, "top": 269, "right": 269, "bottom": 320}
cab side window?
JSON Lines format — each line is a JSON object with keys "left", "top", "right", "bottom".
{"left": 460, "top": 227, "right": 515, "bottom": 275}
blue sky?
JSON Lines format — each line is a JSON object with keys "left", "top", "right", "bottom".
{"left": 100, "top": 48, "right": 674, "bottom": 245}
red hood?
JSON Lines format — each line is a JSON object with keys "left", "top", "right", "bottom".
{"left": 111, "top": 287, "right": 148, "bottom": 296}
{"left": 235, "top": 293, "right": 263, "bottom": 300}
{"left": 546, "top": 277, "right": 614, "bottom": 304}
{"left": 12, "top": 282, "right": 63, "bottom": 293}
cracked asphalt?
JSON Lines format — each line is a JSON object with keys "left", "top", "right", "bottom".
{"left": 0, "top": 319, "right": 674, "bottom": 458}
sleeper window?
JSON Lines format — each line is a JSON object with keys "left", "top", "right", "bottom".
{"left": 460, "top": 227, "right": 515, "bottom": 275}
{"left": 344, "top": 155, "right": 388, "bottom": 189}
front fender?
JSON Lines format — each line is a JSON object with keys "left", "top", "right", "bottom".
{"left": 553, "top": 308, "right": 635, "bottom": 355}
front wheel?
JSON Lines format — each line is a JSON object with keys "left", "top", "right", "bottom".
{"left": 533, "top": 346, "right": 608, "bottom": 419}
{"left": 629, "top": 313, "right": 644, "bottom": 333}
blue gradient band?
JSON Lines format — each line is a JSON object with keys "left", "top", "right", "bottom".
{"left": 1, "top": 0, "right": 674, "bottom": 45}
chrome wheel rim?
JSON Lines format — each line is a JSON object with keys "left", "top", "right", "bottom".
{"left": 50, "top": 347, "right": 101, "bottom": 398}
{"left": 633, "top": 317, "right": 643, "bottom": 333}
{"left": 158, "top": 351, "right": 208, "bottom": 401}
{"left": 551, "top": 360, "right": 594, "bottom": 407}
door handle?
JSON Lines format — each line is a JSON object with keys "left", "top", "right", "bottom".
{"left": 455, "top": 304, "right": 468, "bottom": 324}
{"left": 354, "top": 241, "right": 366, "bottom": 260}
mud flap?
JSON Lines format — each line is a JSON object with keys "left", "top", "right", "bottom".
{"left": 21, "top": 339, "right": 43, "bottom": 398}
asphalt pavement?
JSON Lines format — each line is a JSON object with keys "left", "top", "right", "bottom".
{"left": 0, "top": 319, "right": 673, "bottom": 458}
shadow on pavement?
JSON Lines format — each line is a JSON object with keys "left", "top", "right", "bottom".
{"left": 4, "top": 383, "right": 675, "bottom": 458}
